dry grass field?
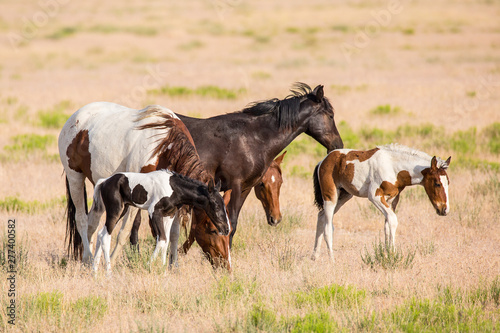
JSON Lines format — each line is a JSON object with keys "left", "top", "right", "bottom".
{"left": 1, "top": 0, "right": 500, "bottom": 331}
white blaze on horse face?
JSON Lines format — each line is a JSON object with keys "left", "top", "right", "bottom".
{"left": 271, "top": 175, "right": 276, "bottom": 183}
{"left": 440, "top": 175, "right": 450, "bottom": 214}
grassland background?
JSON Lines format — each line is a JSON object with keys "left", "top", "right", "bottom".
{"left": 0, "top": 0, "right": 499, "bottom": 331}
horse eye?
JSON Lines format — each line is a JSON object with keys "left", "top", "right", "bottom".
{"left": 435, "top": 182, "right": 441, "bottom": 187}
{"left": 210, "top": 229, "right": 218, "bottom": 235}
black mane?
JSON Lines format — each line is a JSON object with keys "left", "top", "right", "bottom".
{"left": 241, "top": 82, "right": 315, "bottom": 129}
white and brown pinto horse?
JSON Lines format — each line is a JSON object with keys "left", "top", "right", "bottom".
{"left": 90, "top": 170, "right": 230, "bottom": 273}
{"left": 312, "top": 144, "right": 451, "bottom": 262}
{"left": 58, "top": 102, "right": 230, "bottom": 266}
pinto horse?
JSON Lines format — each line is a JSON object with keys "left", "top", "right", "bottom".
{"left": 130, "top": 83, "right": 343, "bottom": 247}
{"left": 58, "top": 103, "right": 230, "bottom": 267}
{"left": 312, "top": 144, "right": 451, "bottom": 262}
{"left": 89, "top": 170, "right": 230, "bottom": 272}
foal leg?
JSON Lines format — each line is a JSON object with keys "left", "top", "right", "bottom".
{"left": 323, "top": 200, "right": 337, "bottom": 263}
{"left": 369, "top": 194, "right": 399, "bottom": 248}
{"left": 168, "top": 212, "right": 181, "bottom": 268}
{"left": 87, "top": 195, "right": 105, "bottom": 261}
{"left": 110, "top": 207, "right": 138, "bottom": 262}
{"left": 150, "top": 213, "right": 173, "bottom": 267}
{"left": 312, "top": 209, "right": 327, "bottom": 260}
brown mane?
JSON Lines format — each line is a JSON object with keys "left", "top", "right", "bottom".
{"left": 136, "top": 106, "right": 212, "bottom": 184}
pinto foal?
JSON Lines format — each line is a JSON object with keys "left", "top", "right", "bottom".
{"left": 90, "top": 170, "right": 230, "bottom": 272}
{"left": 312, "top": 144, "right": 451, "bottom": 262}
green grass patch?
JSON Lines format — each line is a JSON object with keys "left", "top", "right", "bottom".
{"left": 482, "top": 122, "right": 500, "bottom": 154}
{"left": 4, "top": 134, "right": 56, "bottom": 153}
{"left": 21, "top": 291, "right": 108, "bottom": 330}
{"left": 286, "top": 311, "right": 340, "bottom": 333}
{"left": 293, "top": 284, "right": 366, "bottom": 309}
{"left": 89, "top": 25, "right": 157, "bottom": 36}
{"left": 361, "top": 239, "right": 415, "bottom": 271}
{"left": 370, "top": 104, "right": 402, "bottom": 116}
{"left": 450, "top": 127, "right": 477, "bottom": 154}
{"left": 47, "top": 26, "right": 78, "bottom": 40}
{"left": 0, "top": 196, "right": 65, "bottom": 214}
{"left": 451, "top": 156, "right": 500, "bottom": 172}
{"left": 148, "top": 85, "right": 245, "bottom": 100}
{"left": 178, "top": 40, "right": 204, "bottom": 51}
{"left": 338, "top": 121, "right": 360, "bottom": 148}
{"left": 214, "top": 274, "right": 258, "bottom": 304}
{"left": 38, "top": 100, "right": 72, "bottom": 128}
{"left": 389, "top": 296, "right": 497, "bottom": 332}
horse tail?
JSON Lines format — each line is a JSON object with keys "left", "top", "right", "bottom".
{"left": 65, "top": 177, "right": 84, "bottom": 260}
{"left": 313, "top": 163, "right": 324, "bottom": 211}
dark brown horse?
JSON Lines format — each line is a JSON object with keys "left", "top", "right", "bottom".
{"left": 180, "top": 83, "right": 343, "bottom": 246}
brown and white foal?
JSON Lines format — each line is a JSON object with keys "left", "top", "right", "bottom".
{"left": 312, "top": 143, "right": 451, "bottom": 262}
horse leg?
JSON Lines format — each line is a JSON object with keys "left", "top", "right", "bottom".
{"left": 168, "top": 212, "right": 181, "bottom": 268}
{"left": 66, "top": 172, "right": 92, "bottom": 264}
{"left": 369, "top": 194, "right": 399, "bottom": 248}
{"left": 322, "top": 198, "right": 338, "bottom": 263}
{"left": 150, "top": 213, "right": 173, "bottom": 267}
{"left": 227, "top": 184, "right": 251, "bottom": 248}
{"left": 312, "top": 189, "right": 352, "bottom": 261}
{"left": 93, "top": 226, "right": 105, "bottom": 272}
{"left": 129, "top": 210, "right": 142, "bottom": 252}
{"left": 312, "top": 210, "right": 327, "bottom": 260}
{"left": 87, "top": 193, "right": 105, "bottom": 260}
{"left": 100, "top": 199, "right": 125, "bottom": 274}
{"left": 110, "top": 207, "right": 138, "bottom": 262}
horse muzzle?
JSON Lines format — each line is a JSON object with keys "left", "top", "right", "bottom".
{"left": 267, "top": 215, "right": 282, "bottom": 226}
{"left": 436, "top": 206, "right": 448, "bottom": 216}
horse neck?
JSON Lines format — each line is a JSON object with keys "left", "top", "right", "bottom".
{"left": 252, "top": 114, "right": 307, "bottom": 160}
{"left": 170, "top": 175, "right": 206, "bottom": 206}
{"left": 388, "top": 152, "right": 431, "bottom": 186}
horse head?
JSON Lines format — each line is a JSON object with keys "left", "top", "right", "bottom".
{"left": 302, "top": 85, "right": 344, "bottom": 152}
{"left": 254, "top": 151, "right": 286, "bottom": 226}
{"left": 193, "top": 190, "right": 232, "bottom": 271}
{"left": 422, "top": 156, "right": 451, "bottom": 216}
{"left": 203, "top": 179, "right": 231, "bottom": 236}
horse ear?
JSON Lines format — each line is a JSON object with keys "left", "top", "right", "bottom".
{"left": 442, "top": 156, "right": 451, "bottom": 169}
{"left": 215, "top": 179, "right": 221, "bottom": 192}
{"left": 274, "top": 151, "right": 286, "bottom": 165}
{"left": 208, "top": 179, "right": 215, "bottom": 192}
{"left": 431, "top": 156, "right": 438, "bottom": 170}
{"left": 312, "top": 85, "right": 324, "bottom": 101}
{"left": 223, "top": 189, "right": 232, "bottom": 206}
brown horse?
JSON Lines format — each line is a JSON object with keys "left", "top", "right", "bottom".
{"left": 254, "top": 151, "right": 286, "bottom": 226}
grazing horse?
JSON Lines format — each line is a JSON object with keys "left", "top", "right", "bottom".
{"left": 254, "top": 151, "right": 286, "bottom": 226}
{"left": 90, "top": 170, "right": 230, "bottom": 272}
{"left": 58, "top": 103, "right": 230, "bottom": 266}
{"left": 312, "top": 143, "right": 451, "bottom": 262}
{"left": 179, "top": 151, "right": 286, "bottom": 259}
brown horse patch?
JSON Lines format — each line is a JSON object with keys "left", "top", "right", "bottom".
{"left": 66, "top": 129, "right": 93, "bottom": 184}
